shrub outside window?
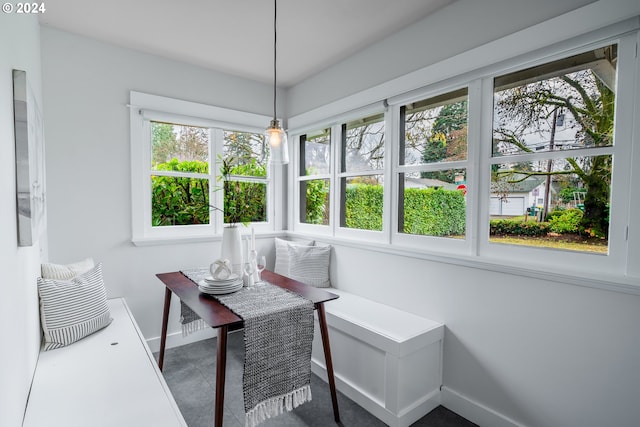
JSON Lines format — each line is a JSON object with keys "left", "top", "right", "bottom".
{"left": 150, "top": 122, "right": 211, "bottom": 227}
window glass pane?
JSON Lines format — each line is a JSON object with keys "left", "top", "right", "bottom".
{"left": 402, "top": 88, "right": 468, "bottom": 166}
{"left": 301, "top": 179, "right": 330, "bottom": 225}
{"left": 489, "top": 155, "right": 610, "bottom": 253}
{"left": 493, "top": 45, "right": 617, "bottom": 156}
{"left": 342, "top": 176, "right": 383, "bottom": 231}
{"left": 400, "top": 170, "right": 466, "bottom": 237}
{"left": 223, "top": 130, "right": 267, "bottom": 177}
{"left": 223, "top": 180, "right": 267, "bottom": 225}
{"left": 344, "top": 114, "right": 385, "bottom": 172}
{"left": 151, "top": 175, "right": 209, "bottom": 226}
{"left": 303, "top": 129, "right": 331, "bottom": 175}
{"left": 151, "top": 122, "right": 209, "bottom": 172}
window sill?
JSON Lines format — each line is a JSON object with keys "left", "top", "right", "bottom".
{"left": 286, "top": 232, "right": 640, "bottom": 296}
{"left": 132, "top": 235, "right": 221, "bottom": 247}
{"left": 132, "top": 230, "right": 284, "bottom": 247}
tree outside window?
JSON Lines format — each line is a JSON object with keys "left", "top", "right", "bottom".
{"left": 490, "top": 44, "right": 616, "bottom": 253}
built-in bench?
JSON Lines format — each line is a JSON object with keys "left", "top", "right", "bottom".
{"left": 311, "top": 288, "right": 444, "bottom": 427}
{"left": 23, "top": 298, "right": 187, "bottom": 427}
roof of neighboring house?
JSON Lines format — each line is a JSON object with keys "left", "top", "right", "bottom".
{"left": 490, "top": 176, "right": 545, "bottom": 194}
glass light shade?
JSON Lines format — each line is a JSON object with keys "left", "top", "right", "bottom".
{"left": 265, "top": 119, "right": 289, "bottom": 164}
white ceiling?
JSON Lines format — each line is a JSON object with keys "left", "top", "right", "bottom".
{"left": 39, "top": 0, "right": 455, "bottom": 88}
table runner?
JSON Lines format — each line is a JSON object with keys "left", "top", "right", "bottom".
{"left": 181, "top": 269, "right": 314, "bottom": 427}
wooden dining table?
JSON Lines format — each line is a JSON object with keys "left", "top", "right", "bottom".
{"left": 155, "top": 269, "right": 340, "bottom": 427}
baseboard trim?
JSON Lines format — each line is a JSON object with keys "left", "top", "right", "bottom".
{"left": 146, "top": 328, "right": 217, "bottom": 353}
{"left": 311, "top": 358, "right": 440, "bottom": 427}
{"left": 441, "top": 386, "right": 524, "bottom": 427}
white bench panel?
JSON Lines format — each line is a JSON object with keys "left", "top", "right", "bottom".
{"left": 312, "top": 288, "right": 444, "bottom": 427}
{"left": 23, "top": 298, "right": 186, "bottom": 427}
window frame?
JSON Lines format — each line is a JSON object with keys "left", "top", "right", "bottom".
{"left": 130, "top": 91, "right": 276, "bottom": 245}
{"left": 390, "top": 83, "right": 476, "bottom": 254}
{"left": 289, "top": 27, "right": 638, "bottom": 280}
{"left": 476, "top": 35, "right": 635, "bottom": 274}
{"left": 336, "top": 112, "right": 389, "bottom": 242}
{"left": 294, "top": 127, "right": 335, "bottom": 236}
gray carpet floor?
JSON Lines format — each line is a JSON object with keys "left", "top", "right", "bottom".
{"left": 157, "top": 331, "right": 477, "bottom": 427}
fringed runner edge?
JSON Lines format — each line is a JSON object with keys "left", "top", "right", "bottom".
{"left": 179, "top": 300, "right": 208, "bottom": 336}
{"left": 245, "top": 384, "right": 312, "bottom": 427}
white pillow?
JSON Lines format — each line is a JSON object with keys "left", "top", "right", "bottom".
{"left": 41, "top": 258, "right": 95, "bottom": 280}
{"left": 287, "top": 244, "right": 331, "bottom": 288}
{"left": 274, "top": 237, "right": 314, "bottom": 276}
{"left": 37, "top": 263, "right": 112, "bottom": 351}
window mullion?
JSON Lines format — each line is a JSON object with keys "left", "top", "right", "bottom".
{"left": 212, "top": 128, "right": 224, "bottom": 232}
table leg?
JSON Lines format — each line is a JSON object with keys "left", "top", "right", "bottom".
{"left": 215, "top": 325, "right": 228, "bottom": 427}
{"left": 316, "top": 302, "right": 340, "bottom": 423}
{"left": 158, "top": 287, "right": 172, "bottom": 371}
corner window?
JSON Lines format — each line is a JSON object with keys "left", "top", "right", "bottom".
{"left": 130, "top": 92, "right": 274, "bottom": 243}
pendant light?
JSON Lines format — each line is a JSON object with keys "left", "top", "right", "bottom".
{"left": 265, "top": 0, "right": 289, "bottom": 164}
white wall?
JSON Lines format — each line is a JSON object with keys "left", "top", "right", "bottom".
{"left": 0, "top": 13, "right": 45, "bottom": 427}
{"left": 325, "top": 243, "right": 640, "bottom": 427}
{"left": 40, "top": 27, "right": 279, "bottom": 347}
{"left": 288, "top": 0, "right": 596, "bottom": 116}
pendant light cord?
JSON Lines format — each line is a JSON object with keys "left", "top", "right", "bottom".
{"left": 272, "top": 0, "right": 278, "bottom": 121}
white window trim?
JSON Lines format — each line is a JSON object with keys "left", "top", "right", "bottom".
{"left": 130, "top": 91, "right": 276, "bottom": 245}
{"left": 288, "top": 15, "right": 640, "bottom": 288}
{"left": 390, "top": 82, "right": 476, "bottom": 255}
{"left": 335, "top": 111, "right": 389, "bottom": 243}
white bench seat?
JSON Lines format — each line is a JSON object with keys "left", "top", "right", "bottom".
{"left": 311, "top": 288, "right": 444, "bottom": 427}
{"left": 23, "top": 298, "right": 186, "bottom": 427}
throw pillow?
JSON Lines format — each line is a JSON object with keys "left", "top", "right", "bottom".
{"left": 37, "top": 263, "right": 112, "bottom": 351}
{"left": 274, "top": 237, "right": 314, "bottom": 276}
{"left": 287, "top": 244, "right": 331, "bottom": 288}
{"left": 41, "top": 258, "right": 95, "bottom": 280}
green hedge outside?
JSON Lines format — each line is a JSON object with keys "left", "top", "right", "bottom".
{"left": 344, "top": 185, "right": 466, "bottom": 236}
{"left": 402, "top": 188, "right": 466, "bottom": 236}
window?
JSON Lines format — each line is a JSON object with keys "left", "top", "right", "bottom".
{"left": 490, "top": 44, "right": 617, "bottom": 254}
{"left": 150, "top": 122, "right": 211, "bottom": 227}
{"left": 298, "top": 129, "right": 331, "bottom": 226}
{"left": 291, "top": 26, "right": 637, "bottom": 279}
{"left": 340, "top": 114, "right": 385, "bottom": 231}
{"left": 398, "top": 88, "right": 469, "bottom": 239}
{"left": 220, "top": 130, "right": 269, "bottom": 226}
{"left": 130, "top": 92, "right": 275, "bottom": 243}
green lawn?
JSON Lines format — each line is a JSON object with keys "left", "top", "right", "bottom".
{"left": 490, "top": 235, "right": 608, "bottom": 254}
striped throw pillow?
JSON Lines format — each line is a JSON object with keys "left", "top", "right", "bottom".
{"left": 274, "top": 237, "right": 314, "bottom": 276}
{"left": 37, "top": 263, "right": 112, "bottom": 351}
{"left": 41, "top": 258, "right": 95, "bottom": 280}
{"left": 287, "top": 244, "right": 331, "bottom": 288}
